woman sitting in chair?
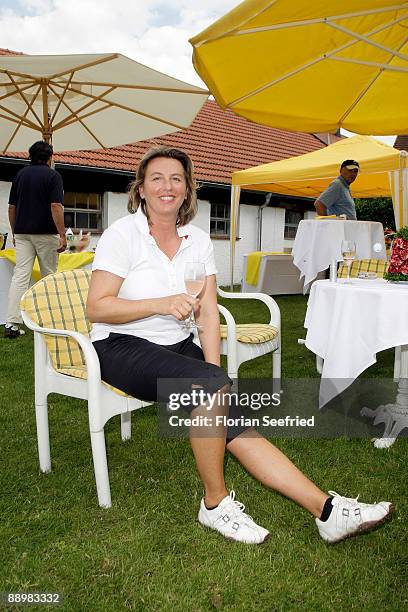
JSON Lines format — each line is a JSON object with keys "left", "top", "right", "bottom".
{"left": 87, "top": 146, "right": 393, "bottom": 545}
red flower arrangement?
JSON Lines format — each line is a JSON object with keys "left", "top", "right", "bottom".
{"left": 384, "top": 226, "right": 408, "bottom": 281}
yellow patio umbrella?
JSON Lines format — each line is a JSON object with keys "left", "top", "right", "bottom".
{"left": 190, "top": 1, "right": 408, "bottom": 135}
{"left": 229, "top": 135, "right": 408, "bottom": 285}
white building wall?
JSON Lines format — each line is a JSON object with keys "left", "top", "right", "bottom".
{"left": 104, "top": 193, "right": 210, "bottom": 231}
{"left": 102, "top": 195, "right": 267, "bottom": 286}
{"left": 105, "top": 192, "right": 128, "bottom": 226}
{"left": 0, "top": 181, "right": 11, "bottom": 236}
{"left": 261, "top": 207, "right": 285, "bottom": 252}
{"left": 304, "top": 210, "right": 316, "bottom": 220}
{"left": 105, "top": 193, "right": 210, "bottom": 228}
{"left": 211, "top": 205, "right": 288, "bottom": 286}
{"left": 283, "top": 208, "right": 314, "bottom": 250}
{"left": 194, "top": 198, "right": 210, "bottom": 233}
{"left": 0, "top": 180, "right": 288, "bottom": 287}
{"left": 213, "top": 203, "right": 260, "bottom": 286}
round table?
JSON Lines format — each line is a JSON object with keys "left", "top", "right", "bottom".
{"left": 292, "top": 219, "right": 386, "bottom": 290}
{"left": 305, "top": 278, "right": 408, "bottom": 447}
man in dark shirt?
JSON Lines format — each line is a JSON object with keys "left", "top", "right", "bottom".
{"left": 5, "top": 141, "right": 66, "bottom": 338}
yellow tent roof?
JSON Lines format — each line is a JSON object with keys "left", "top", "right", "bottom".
{"left": 190, "top": 1, "right": 408, "bottom": 135}
{"left": 231, "top": 135, "right": 403, "bottom": 199}
{"left": 228, "top": 134, "right": 407, "bottom": 286}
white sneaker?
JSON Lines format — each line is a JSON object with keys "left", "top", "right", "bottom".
{"left": 198, "top": 490, "right": 270, "bottom": 544}
{"left": 316, "top": 490, "right": 394, "bottom": 544}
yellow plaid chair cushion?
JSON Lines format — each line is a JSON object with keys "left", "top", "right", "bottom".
{"left": 21, "top": 269, "right": 134, "bottom": 397}
{"left": 56, "top": 365, "right": 88, "bottom": 379}
{"left": 337, "top": 258, "right": 389, "bottom": 278}
{"left": 20, "top": 269, "right": 92, "bottom": 370}
{"left": 220, "top": 323, "right": 278, "bottom": 344}
{"left": 55, "top": 365, "right": 132, "bottom": 397}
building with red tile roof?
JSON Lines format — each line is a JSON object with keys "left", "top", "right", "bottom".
{"left": 0, "top": 48, "right": 333, "bottom": 183}
{"left": 0, "top": 47, "right": 24, "bottom": 55}
{"left": 53, "top": 100, "right": 331, "bottom": 183}
{"left": 0, "top": 46, "right": 334, "bottom": 185}
{"left": 2, "top": 99, "right": 333, "bottom": 184}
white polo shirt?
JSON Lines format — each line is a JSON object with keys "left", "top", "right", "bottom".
{"left": 90, "top": 208, "right": 218, "bottom": 344}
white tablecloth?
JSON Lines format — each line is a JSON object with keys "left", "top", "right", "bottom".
{"left": 304, "top": 279, "right": 408, "bottom": 407}
{"left": 292, "top": 220, "right": 386, "bottom": 289}
{"left": 0, "top": 258, "right": 14, "bottom": 325}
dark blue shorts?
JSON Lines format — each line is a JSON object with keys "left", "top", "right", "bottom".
{"left": 93, "top": 333, "right": 248, "bottom": 442}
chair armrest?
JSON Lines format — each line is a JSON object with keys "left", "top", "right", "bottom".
{"left": 21, "top": 310, "right": 101, "bottom": 382}
{"left": 218, "top": 303, "right": 237, "bottom": 339}
{"left": 217, "top": 303, "right": 238, "bottom": 364}
{"left": 217, "top": 286, "right": 281, "bottom": 328}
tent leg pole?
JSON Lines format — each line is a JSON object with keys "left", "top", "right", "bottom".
{"left": 330, "top": 259, "right": 337, "bottom": 282}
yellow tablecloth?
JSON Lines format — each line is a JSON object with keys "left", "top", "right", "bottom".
{"left": 246, "top": 251, "right": 287, "bottom": 285}
{"left": 0, "top": 249, "right": 94, "bottom": 281}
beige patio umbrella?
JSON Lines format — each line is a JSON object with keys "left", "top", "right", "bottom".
{"left": 0, "top": 53, "right": 209, "bottom": 152}
{"left": 190, "top": 0, "right": 408, "bottom": 135}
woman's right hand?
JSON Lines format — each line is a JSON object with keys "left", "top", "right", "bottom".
{"left": 87, "top": 271, "right": 199, "bottom": 324}
{"left": 157, "top": 293, "right": 198, "bottom": 320}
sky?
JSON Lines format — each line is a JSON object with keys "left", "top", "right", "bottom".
{"left": 0, "top": 0, "right": 396, "bottom": 146}
{"left": 0, "top": 0, "right": 237, "bottom": 85}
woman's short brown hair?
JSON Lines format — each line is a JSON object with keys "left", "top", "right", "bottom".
{"left": 128, "top": 146, "right": 198, "bottom": 226}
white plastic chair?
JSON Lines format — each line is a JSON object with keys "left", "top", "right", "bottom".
{"left": 20, "top": 269, "right": 151, "bottom": 509}
{"left": 217, "top": 287, "right": 281, "bottom": 391}
{"left": 20, "top": 271, "right": 281, "bottom": 508}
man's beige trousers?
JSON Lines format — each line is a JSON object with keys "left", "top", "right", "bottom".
{"left": 6, "top": 234, "right": 59, "bottom": 325}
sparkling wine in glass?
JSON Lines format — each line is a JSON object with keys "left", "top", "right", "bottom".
{"left": 184, "top": 262, "right": 206, "bottom": 329}
{"left": 341, "top": 240, "right": 356, "bottom": 283}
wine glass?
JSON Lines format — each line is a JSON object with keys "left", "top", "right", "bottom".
{"left": 184, "top": 262, "right": 206, "bottom": 329}
{"left": 341, "top": 240, "right": 356, "bottom": 283}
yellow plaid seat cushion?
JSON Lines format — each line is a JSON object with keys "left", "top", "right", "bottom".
{"left": 21, "top": 270, "right": 134, "bottom": 398}
{"left": 56, "top": 365, "right": 88, "bottom": 379}
{"left": 337, "top": 258, "right": 389, "bottom": 278}
{"left": 220, "top": 323, "right": 278, "bottom": 344}
{"left": 55, "top": 365, "right": 133, "bottom": 397}
{"left": 21, "top": 269, "right": 92, "bottom": 370}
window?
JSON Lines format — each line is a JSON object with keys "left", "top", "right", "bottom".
{"left": 284, "top": 210, "right": 303, "bottom": 239}
{"left": 63, "top": 192, "right": 103, "bottom": 231}
{"left": 210, "top": 202, "right": 230, "bottom": 236}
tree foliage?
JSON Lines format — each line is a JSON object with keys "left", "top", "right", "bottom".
{"left": 355, "top": 197, "right": 395, "bottom": 230}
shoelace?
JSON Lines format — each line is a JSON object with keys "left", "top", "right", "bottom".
{"left": 226, "top": 490, "right": 253, "bottom": 521}
{"left": 329, "top": 490, "right": 360, "bottom": 506}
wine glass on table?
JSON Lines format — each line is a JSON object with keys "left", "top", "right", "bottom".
{"left": 184, "top": 262, "right": 206, "bottom": 329}
{"left": 341, "top": 240, "right": 356, "bottom": 284}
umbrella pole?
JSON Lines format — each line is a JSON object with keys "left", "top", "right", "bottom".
{"left": 41, "top": 80, "right": 52, "bottom": 144}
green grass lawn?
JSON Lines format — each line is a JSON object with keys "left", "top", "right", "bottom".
{"left": 1, "top": 294, "right": 407, "bottom": 611}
